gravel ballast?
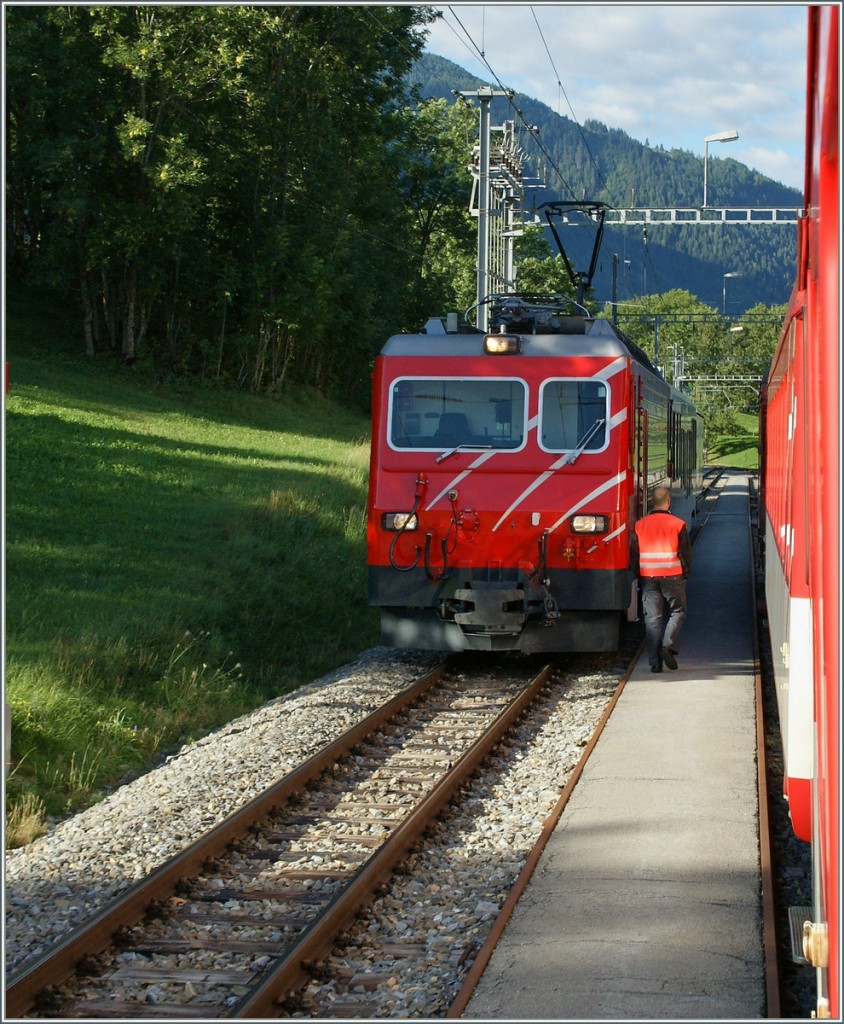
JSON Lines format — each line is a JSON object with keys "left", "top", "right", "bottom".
{"left": 5, "top": 640, "right": 816, "bottom": 1018}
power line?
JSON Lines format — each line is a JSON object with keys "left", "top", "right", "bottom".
{"left": 436, "top": 6, "right": 619, "bottom": 283}
{"left": 529, "top": 6, "right": 607, "bottom": 196}
{"left": 442, "top": 7, "right": 578, "bottom": 201}
{"left": 529, "top": 6, "right": 564, "bottom": 114}
{"left": 353, "top": 6, "right": 427, "bottom": 67}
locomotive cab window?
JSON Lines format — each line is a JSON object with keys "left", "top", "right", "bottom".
{"left": 388, "top": 377, "right": 527, "bottom": 451}
{"left": 539, "top": 379, "right": 609, "bottom": 453}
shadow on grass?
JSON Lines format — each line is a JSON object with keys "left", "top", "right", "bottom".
{"left": 709, "top": 431, "right": 759, "bottom": 459}
{"left": 6, "top": 346, "right": 370, "bottom": 444}
{"left": 5, "top": 409, "right": 376, "bottom": 688}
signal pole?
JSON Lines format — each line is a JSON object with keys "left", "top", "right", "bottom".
{"left": 476, "top": 88, "right": 492, "bottom": 330}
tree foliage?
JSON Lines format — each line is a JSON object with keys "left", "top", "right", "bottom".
{"left": 608, "top": 290, "right": 783, "bottom": 430}
{"left": 6, "top": 5, "right": 446, "bottom": 405}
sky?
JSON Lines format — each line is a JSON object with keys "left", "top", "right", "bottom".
{"left": 423, "top": 3, "right": 810, "bottom": 193}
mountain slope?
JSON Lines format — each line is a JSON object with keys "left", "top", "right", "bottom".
{"left": 409, "top": 53, "right": 799, "bottom": 312}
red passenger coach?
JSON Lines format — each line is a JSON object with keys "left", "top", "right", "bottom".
{"left": 760, "top": 5, "right": 839, "bottom": 1017}
{"left": 367, "top": 295, "right": 704, "bottom": 654}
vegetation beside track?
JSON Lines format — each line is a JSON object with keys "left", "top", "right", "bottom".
{"left": 4, "top": 294, "right": 377, "bottom": 846}
{"left": 706, "top": 409, "right": 761, "bottom": 469}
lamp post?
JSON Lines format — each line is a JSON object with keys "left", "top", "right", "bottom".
{"left": 723, "top": 271, "right": 740, "bottom": 314}
{"left": 704, "top": 129, "right": 739, "bottom": 206}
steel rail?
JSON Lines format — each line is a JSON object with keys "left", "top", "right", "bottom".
{"left": 5, "top": 660, "right": 451, "bottom": 1019}
{"left": 227, "top": 661, "right": 556, "bottom": 1018}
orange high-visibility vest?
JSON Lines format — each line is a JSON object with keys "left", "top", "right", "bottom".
{"left": 634, "top": 512, "right": 685, "bottom": 576}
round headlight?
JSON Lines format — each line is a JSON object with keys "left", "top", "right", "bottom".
{"left": 382, "top": 512, "right": 418, "bottom": 531}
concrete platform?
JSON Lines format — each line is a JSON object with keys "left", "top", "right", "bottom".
{"left": 461, "top": 473, "right": 765, "bottom": 1019}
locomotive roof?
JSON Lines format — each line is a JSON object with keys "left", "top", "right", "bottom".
{"left": 381, "top": 317, "right": 659, "bottom": 376}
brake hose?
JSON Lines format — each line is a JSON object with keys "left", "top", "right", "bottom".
{"left": 532, "top": 530, "right": 551, "bottom": 585}
{"left": 388, "top": 491, "right": 422, "bottom": 572}
{"left": 388, "top": 474, "right": 428, "bottom": 572}
{"left": 424, "top": 491, "right": 460, "bottom": 582}
{"left": 424, "top": 531, "right": 450, "bottom": 582}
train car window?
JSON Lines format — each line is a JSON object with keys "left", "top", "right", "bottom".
{"left": 388, "top": 377, "right": 527, "bottom": 451}
{"left": 538, "top": 379, "right": 608, "bottom": 453}
{"left": 645, "top": 394, "right": 669, "bottom": 477}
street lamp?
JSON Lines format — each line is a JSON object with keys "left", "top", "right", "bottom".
{"left": 723, "top": 271, "right": 740, "bottom": 314}
{"left": 704, "top": 129, "right": 739, "bottom": 206}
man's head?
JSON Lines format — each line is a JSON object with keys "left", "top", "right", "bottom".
{"left": 652, "top": 486, "right": 671, "bottom": 510}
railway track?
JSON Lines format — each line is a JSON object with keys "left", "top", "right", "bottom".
{"left": 5, "top": 475, "right": 799, "bottom": 1018}
{"left": 5, "top": 474, "right": 734, "bottom": 1021}
{"left": 8, "top": 657, "right": 566, "bottom": 1018}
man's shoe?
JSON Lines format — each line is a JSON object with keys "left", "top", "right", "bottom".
{"left": 650, "top": 666, "right": 662, "bottom": 673}
{"left": 661, "top": 647, "right": 678, "bottom": 670}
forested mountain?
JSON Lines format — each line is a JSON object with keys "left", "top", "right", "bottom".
{"left": 409, "top": 53, "right": 801, "bottom": 313}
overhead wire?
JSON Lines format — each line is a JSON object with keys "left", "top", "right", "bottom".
{"left": 353, "top": 5, "right": 431, "bottom": 68}
{"left": 527, "top": 6, "right": 654, "bottom": 297}
{"left": 355, "top": 4, "right": 607, "bottom": 221}
{"left": 358, "top": 5, "right": 617, "bottom": 287}
{"left": 441, "top": 5, "right": 612, "bottom": 273}
{"left": 443, "top": 6, "right": 578, "bottom": 203}
{"left": 528, "top": 6, "right": 609, "bottom": 197}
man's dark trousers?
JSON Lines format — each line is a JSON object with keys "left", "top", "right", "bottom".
{"left": 641, "top": 575, "right": 687, "bottom": 669}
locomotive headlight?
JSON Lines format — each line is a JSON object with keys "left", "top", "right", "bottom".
{"left": 484, "top": 333, "right": 521, "bottom": 354}
{"left": 570, "top": 514, "right": 610, "bottom": 533}
{"left": 382, "top": 512, "right": 418, "bottom": 531}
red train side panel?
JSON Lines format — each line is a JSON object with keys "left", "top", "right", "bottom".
{"left": 761, "top": 6, "right": 838, "bottom": 1017}
{"left": 804, "top": 6, "right": 839, "bottom": 1017}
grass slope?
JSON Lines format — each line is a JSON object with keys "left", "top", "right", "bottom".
{"left": 706, "top": 410, "right": 760, "bottom": 469}
{"left": 4, "top": 298, "right": 376, "bottom": 843}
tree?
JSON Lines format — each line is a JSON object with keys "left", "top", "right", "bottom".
{"left": 609, "top": 290, "right": 783, "bottom": 441}
{"left": 394, "top": 97, "right": 477, "bottom": 328}
{"left": 5, "top": 5, "right": 435, "bottom": 403}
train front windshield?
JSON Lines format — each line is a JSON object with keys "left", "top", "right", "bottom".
{"left": 388, "top": 376, "right": 609, "bottom": 454}
{"left": 389, "top": 378, "right": 527, "bottom": 451}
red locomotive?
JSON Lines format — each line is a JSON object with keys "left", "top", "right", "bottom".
{"left": 759, "top": 5, "right": 839, "bottom": 1016}
{"left": 366, "top": 290, "right": 704, "bottom": 654}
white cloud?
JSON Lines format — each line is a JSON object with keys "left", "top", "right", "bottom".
{"left": 424, "top": 4, "right": 808, "bottom": 190}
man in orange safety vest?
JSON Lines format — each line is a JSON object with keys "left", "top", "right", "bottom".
{"left": 630, "top": 486, "right": 692, "bottom": 672}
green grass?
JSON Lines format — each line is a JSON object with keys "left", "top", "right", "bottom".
{"left": 705, "top": 409, "right": 761, "bottom": 469}
{"left": 4, "top": 295, "right": 378, "bottom": 843}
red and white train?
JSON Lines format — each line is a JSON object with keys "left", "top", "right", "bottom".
{"left": 366, "top": 293, "right": 704, "bottom": 654}
{"left": 759, "top": 5, "right": 839, "bottom": 1017}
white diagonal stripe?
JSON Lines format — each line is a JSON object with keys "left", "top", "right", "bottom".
{"left": 547, "top": 471, "right": 627, "bottom": 533}
{"left": 426, "top": 452, "right": 496, "bottom": 510}
{"left": 427, "top": 416, "right": 539, "bottom": 511}
{"left": 602, "top": 523, "right": 627, "bottom": 544}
